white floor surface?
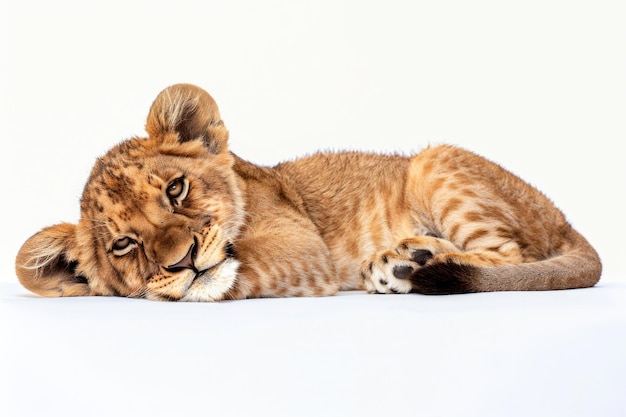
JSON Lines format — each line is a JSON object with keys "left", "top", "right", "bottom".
{"left": 1, "top": 280, "right": 625, "bottom": 417}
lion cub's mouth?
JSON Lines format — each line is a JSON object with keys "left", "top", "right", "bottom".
{"left": 178, "top": 240, "right": 239, "bottom": 302}
{"left": 190, "top": 241, "right": 236, "bottom": 282}
{"left": 194, "top": 258, "right": 225, "bottom": 281}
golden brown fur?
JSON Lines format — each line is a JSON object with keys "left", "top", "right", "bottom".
{"left": 15, "top": 84, "right": 602, "bottom": 301}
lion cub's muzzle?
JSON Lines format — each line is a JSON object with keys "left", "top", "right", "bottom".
{"left": 145, "top": 225, "right": 238, "bottom": 301}
{"left": 165, "top": 237, "right": 236, "bottom": 274}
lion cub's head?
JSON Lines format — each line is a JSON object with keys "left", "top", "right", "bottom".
{"left": 16, "top": 84, "right": 245, "bottom": 301}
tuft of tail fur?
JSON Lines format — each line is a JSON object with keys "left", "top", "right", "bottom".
{"left": 409, "top": 229, "right": 601, "bottom": 294}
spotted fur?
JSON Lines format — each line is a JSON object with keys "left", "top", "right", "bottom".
{"left": 15, "top": 84, "right": 602, "bottom": 301}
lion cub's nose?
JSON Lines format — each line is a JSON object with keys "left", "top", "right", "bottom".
{"left": 165, "top": 242, "right": 197, "bottom": 273}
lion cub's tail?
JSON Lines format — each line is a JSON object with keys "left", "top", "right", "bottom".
{"left": 410, "top": 229, "right": 602, "bottom": 294}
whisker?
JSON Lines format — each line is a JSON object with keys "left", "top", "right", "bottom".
{"left": 127, "top": 286, "right": 148, "bottom": 299}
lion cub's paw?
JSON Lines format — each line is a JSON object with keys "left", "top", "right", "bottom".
{"left": 360, "top": 237, "right": 458, "bottom": 294}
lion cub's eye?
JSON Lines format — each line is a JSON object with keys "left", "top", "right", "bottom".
{"left": 166, "top": 177, "right": 189, "bottom": 206}
{"left": 112, "top": 237, "right": 136, "bottom": 256}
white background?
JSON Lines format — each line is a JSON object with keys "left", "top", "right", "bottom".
{"left": 1, "top": 0, "right": 624, "bottom": 283}
{"left": 1, "top": 3, "right": 625, "bottom": 417}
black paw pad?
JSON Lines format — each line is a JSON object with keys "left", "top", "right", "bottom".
{"left": 411, "top": 249, "right": 433, "bottom": 266}
{"left": 393, "top": 265, "right": 415, "bottom": 279}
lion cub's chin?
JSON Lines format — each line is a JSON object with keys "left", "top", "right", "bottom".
{"left": 177, "top": 258, "right": 240, "bottom": 302}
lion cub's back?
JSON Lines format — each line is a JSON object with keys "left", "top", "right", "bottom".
{"left": 276, "top": 152, "right": 414, "bottom": 289}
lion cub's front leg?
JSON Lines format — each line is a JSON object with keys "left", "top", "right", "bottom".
{"left": 229, "top": 213, "right": 340, "bottom": 300}
{"left": 360, "top": 236, "right": 460, "bottom": 294}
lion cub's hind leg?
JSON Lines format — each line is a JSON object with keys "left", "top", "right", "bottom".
{"left": 361, "top": 236, "right": 460, "bottom": 294}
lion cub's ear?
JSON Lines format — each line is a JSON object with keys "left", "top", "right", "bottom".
{"left": 146, "top": 83, "right": 229, "bottom": 154}
{"left": 15, "top": 223, "right": 91, "bottom": 297}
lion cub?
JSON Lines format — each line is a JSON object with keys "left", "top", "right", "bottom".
{"left": 15, "top": 84, "right": 601, "bottom": 301}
